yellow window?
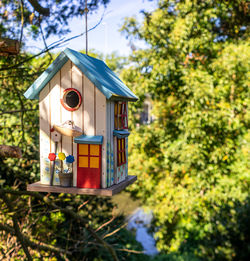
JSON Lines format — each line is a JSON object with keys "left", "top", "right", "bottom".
{"left": 90, "top": 157, "right": 99, "bottom": 168}
{"left": 79, "top": 156, "right": 88, "bottom": 168}
{"left": 90, "top": 145, "right": 99, "bottom": 156}
{"left": 114, "top": 103, "right": 118, "bottom": 115}
{"left": 114, "top": 102, "right": 128, "bottom": 130}
{"left": 122, "top": 139, "right": 124, "bottom": 149}
{"left": 79, "top": 144, "right": 88, "bottom": 155}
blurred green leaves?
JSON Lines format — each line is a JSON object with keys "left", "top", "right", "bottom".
{"left": 121, "top": 0, "right": 249, "bottom": 260}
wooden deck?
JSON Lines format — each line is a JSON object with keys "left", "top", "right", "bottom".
{"left": 27, "top": 175, "right": 137, "bottom": 196}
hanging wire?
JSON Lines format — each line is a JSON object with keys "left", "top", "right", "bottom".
{"left": 84, "top": 0, "right": 89, "bottom": 54}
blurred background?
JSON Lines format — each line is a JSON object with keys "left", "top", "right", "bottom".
{"left": 0, "top": 0, "right": 249, "bottom": 260}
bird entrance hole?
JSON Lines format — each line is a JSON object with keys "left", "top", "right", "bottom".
{"left": 60, "top": 88, "right": 82, "bottom": 111}
{"left": 66, "top": 91, "right": 79, "bottom": 108}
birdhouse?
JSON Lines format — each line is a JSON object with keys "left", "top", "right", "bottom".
{"left": 24, "top": 48, "right": 138, "bottom": 196}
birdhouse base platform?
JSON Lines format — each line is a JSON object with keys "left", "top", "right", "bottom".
{"left": 27, "top": 175, "right": 137, "bottom": 196}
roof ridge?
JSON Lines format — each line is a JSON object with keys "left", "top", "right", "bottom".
{"left": 24, "top": 48, "right": 138, "bottom": 101}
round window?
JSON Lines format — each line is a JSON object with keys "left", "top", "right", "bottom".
{"left": 60, "top": 88, "right": 82, "bottom": 111}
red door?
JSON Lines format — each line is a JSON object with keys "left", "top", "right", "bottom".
{"left": 77, "top": 144, "right": 101, "bottom": 189}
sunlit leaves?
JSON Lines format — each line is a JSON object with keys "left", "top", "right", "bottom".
{"left": 122, "top": 0, "right": 249, "bottom": 259}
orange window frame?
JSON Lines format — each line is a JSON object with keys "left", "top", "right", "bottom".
{"left": 117, "top": 138, "right": 126, "bottom": 166}
{"left": 114, "top": 102, "right": 128, "bottom": 129}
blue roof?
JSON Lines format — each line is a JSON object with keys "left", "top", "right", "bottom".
{"left": 24, "top": 48, "right": 138, "bottom": 101}
{"left": 74, "top": 135, "right": 103, "bottom": 145}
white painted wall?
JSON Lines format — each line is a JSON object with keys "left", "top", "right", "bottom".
{"left": 39, "top": 60, "right": 107, "bottom": 187}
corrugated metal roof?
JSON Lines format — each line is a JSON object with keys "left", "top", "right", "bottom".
{"left": 24, "top": 48, "right": 138, "bottom": 101}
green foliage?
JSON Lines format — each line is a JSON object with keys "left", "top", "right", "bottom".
{"left": 0, "top": 49, "right": 146, "bottom": 259}
{"left": 0, "top": 0, "right": 144, "bottom": 258}
{"left": 121, "top": 0, "right": 250, "bottom": 260}
{"left": 0, "top": 0, "right": 110, "bottom": 40}
{"left": 151, "top": 252, "right": 201, "bottom": 261}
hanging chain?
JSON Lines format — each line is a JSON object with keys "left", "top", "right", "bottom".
{"left": 84, "top": 0, "right": 89, "bottom": 54}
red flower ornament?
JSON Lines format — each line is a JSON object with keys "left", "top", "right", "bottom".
{"left": 48, "top": 153, "right": 56, "bottom": 161}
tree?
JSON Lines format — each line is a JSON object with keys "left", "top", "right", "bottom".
{"left": 121, "top": 0, "right": 249, "bottom": 259}
{"left": 0, "top": 1, "right": 148, "bottom": 260}
{"left": 0, "top": 0, "right": 110, "bottom": 40}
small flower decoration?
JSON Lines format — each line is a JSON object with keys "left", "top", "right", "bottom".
{"left": 66, "top": 155, "right": 75, "bottom": 164}
{"left": 48, "top": 153, "right": 56, "bottom": 161}
{"left": 58, "top": 152, "right": 66, "bottom": 161}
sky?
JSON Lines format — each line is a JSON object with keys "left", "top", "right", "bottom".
{"left": 27, "top": 0, "right": 157, "bottom": 56}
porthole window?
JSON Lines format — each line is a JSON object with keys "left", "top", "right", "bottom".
{"left": 60, "top": 88, "right": 82, "bottom": 111}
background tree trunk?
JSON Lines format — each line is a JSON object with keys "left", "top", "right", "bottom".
{"left": 0, "top": 145, "right": 22, "bottom": 158}
{"left": 0, "top": 38, "right": 20, "bottom": 56}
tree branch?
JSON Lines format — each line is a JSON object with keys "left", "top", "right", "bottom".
{"left": 103, "top": 223, "right": 127, "bottom": 239}
{"left": 0, "top": 108, "right": 38, "bottom": 116}
{"left": 0, "top": 192, "right": 32, "bottom": 261}
{"left": 0, "top": 189, "right": 119, "bottom": 261}
{"left": 0, "top": 223, "right": 71, "bottom": 256}
{"left": 95, "top": 213, "right": 116, "bottom": 232}
{"left": 0, "top": 9, "right": 106, "bottom": 72}
{"left": 27, "top": 0, "right": 50, "bottom": 16}
{"left": 39, "top": 22, "right": 53, "bottom": 61}
{"left": 42, "top": 197, "right": 119, "bottom": 261}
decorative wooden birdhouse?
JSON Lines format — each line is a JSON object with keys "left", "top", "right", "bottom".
{"left": 24, "top": 48, "right": 138, "bottom": 196}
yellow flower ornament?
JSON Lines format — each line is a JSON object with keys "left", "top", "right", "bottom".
{"left": 58, "top": 152, "right": 66, "bottom": 161}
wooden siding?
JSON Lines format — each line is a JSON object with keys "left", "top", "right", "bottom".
{"left": 106, "top": 101, "right": 110, "bottom": 186}
{"left": 61, "top": 61, "right": 72, "bottom": 162}
{"left": 83, "top": 76, "right": 95, "bottom": 135}
{"left": 114, "top": 136, "right": 118, "bottom": 183}
{"left": 95, "top": 88, "right": 107, "bottom": 188}
{"left": 110, "top": 102, "right": 115, "bottom": 186}
{"left": 106, "top": 101, "right": 115, "bottom": 187}
{"left": 49, "top": 71, "right": 61, "bottom": 185}
{"left": 50, "top": 71, "right": 61, "bottom": 152}
{"left": 39, "top": 84, "right": 52, "bottom": 184}
{"left": 72, "top": 64, "right": 82, "bottom": 186}
{"left": 39, "top": 60, "right": 107, "bottom": 188}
